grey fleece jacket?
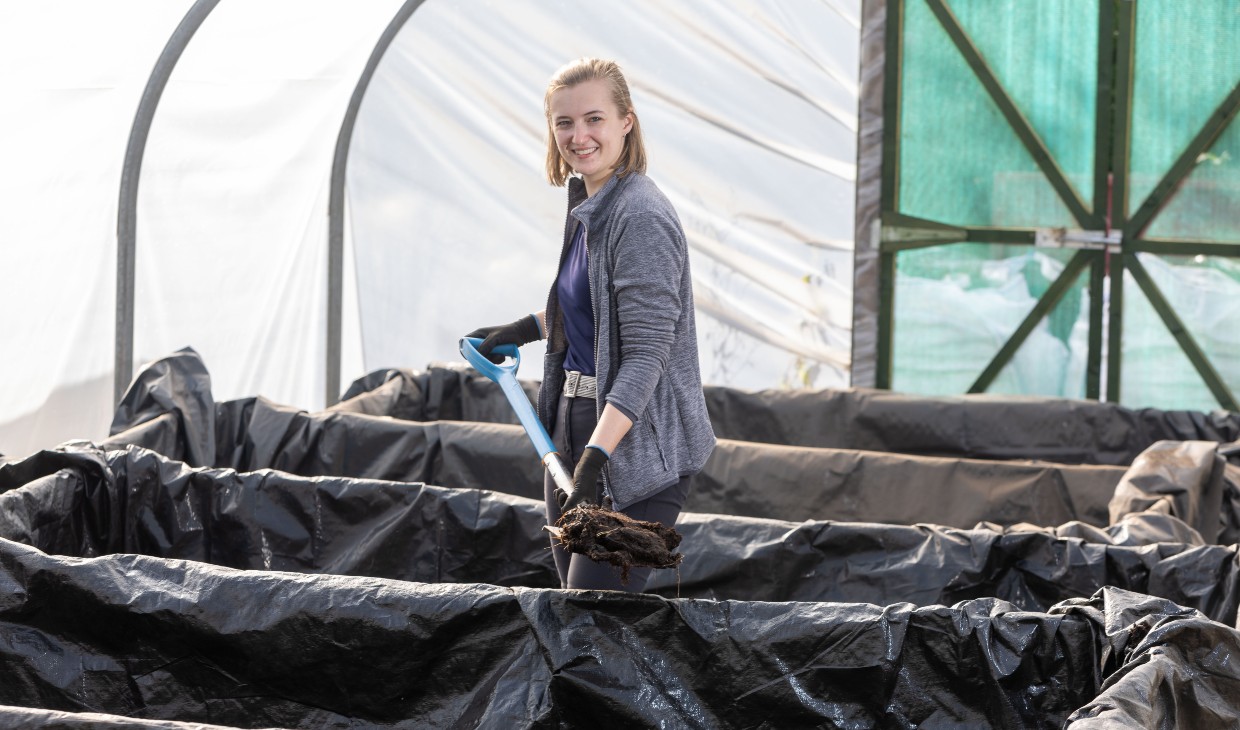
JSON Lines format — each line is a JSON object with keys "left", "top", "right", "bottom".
{"left": 537, "top": 172, "right": 716, "bottom": 510}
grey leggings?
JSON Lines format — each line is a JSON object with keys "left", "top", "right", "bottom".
{"left": 544, "top": 393, "right": 691, "bottom": 591}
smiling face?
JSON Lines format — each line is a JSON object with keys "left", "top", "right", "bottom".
{"left": 549, "top": 78, "right": 634, "bottom": 196}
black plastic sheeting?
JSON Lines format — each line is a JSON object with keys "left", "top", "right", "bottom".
{"left": 1, "top": 533, "right": 1239, "bottom": 728}
{"left": 339, "top": 363, "right": 1240, "bottom": 465}
{"left": 103, "top": 349, "right": 1128, "bottom": 529}
{"left": 2, "top": 441, "right": 1239, "bottom": 623}
{"left": 2, "top": 349, "right": 1239, "bottom": 727}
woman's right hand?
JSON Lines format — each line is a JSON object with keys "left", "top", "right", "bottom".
{"left": 465, "top": 314, "right": 541, "bottom": 364}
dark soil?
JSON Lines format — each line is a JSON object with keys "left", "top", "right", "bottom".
{"left": 552, "top": 504, "right": 683, "bottom": 583}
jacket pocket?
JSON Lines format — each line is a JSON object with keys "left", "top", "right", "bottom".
{"left": 644, "top": 415, "right": 670, "bottom": 471}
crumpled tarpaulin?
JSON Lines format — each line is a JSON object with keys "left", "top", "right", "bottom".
{"left": 104, "top": 350, "right": 1128, "bottom": 529}
{"left": 3, "top": 443, "right": 1240, "bottom": 624}
{"left": 3, "top": 349, "right": 1240, "bottom": 727}
{"left": 0, "top": 533, "right": 1237, "bottom": 729}
{"left": 104, "top": 351, "right": 1240, "bottom": 534}
{"left": 118, "top": 396, "right": 1128, "bottom": 528}
{"left": 335, "top": 364, "right": 1240, "bottom": 465}
{"left": 1109, "top": 439, "right": 1228, "bottom": 543}
{"left": 0, "top": 444, "right": 554, "bottom": 588}
{"left": 701, "top": 385, "right": 1240, "bottom": 466}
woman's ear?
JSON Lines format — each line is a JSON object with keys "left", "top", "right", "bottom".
{"left": 623, "top": 112, "right": 634, "bottom": 135}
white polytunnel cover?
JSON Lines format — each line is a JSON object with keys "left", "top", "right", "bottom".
{"left": 351, "top": 0, "right": 859, "bottom": 390}
{"left": 134, "top": 0, "right": 406, "bottom": 418}
{"left": 0, "top": 0, "right": 859, "bottom": 459}
{"left": 0, "top": 1, "right": 196, "bottom": 458}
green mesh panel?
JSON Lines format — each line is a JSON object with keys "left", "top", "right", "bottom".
{"left": 950, "top": 0, "right": 1097, "bottom": 206}
{"left": 1144, "top": 113, "right": 1240, "bottom": 242}
{"left": 987, "top": 259, "right": 1092, "bottom": 399}
{"left": 1120, "top": 254, "right": 1240, "bottom": 411}
{"left": 898, "top": 0, "right": 1077, "bottom": 227}
{"left": 889, "top": 1, "right": 1240, "bottom": 407}
{"left": 893, "top": 243, "right": 1089, "bottom": 396}
{"left": 1127, "top": 1, "right": 1240, "bottom": 218}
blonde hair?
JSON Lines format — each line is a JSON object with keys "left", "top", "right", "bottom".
{"left": 543, "top": 58, "right": 647, "bottom": 187}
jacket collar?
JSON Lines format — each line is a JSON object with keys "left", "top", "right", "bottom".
{"left": 569, "top": 169, "right": 629, "bottom": 228}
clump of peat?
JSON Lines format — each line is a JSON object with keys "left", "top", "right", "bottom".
{"left": 551, "top": 504, "right": 683, "bottom": 583}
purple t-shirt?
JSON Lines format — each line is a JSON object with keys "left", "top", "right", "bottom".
{"left": 557, "top": 222, "right": 595, "bottom": 375}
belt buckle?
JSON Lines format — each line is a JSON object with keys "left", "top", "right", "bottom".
{"left": 565, "top": 370, "right": 580, "bottom": 397}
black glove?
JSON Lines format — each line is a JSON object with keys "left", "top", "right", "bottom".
{"left": 559, "top": 445, "right": 608, "bottom": 512}
{"left": 465, "top": 315, "right": 541, "bottom": 364}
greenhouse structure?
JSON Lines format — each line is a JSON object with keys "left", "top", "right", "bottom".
{"left": 1, "top": 1, "right": 1239, "bottom": 727}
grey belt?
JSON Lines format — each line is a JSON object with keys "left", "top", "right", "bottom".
{"left": 563, "top": 370, "right": 597, "bottom": 398}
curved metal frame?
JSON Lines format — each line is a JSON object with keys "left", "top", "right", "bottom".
{"left": 116, "top": 0, "right": 427, "bottom": 408}
{"left": 115, "top": 0, "right": 221, "bottom": 405}
{"left": 326, "top": 0, "right": 428, "bottom": 406}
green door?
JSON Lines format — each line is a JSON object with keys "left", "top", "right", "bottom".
{"left": 877, "top": 0, "right": 1240, "bottom": 411}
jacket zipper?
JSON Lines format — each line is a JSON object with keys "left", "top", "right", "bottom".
{"left": 582, "top": 220, "right": 614, "bottom": 499}
{"left": 540, "top": 184, "right": 586, "bottom": 429}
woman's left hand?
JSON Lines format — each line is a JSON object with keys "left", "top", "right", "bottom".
{"left": 560, "top": 445, "right": 609, "bottom": 511}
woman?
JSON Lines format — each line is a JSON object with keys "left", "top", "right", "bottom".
{"left": 466, "top": 58, "right": 715, "bottom": 592}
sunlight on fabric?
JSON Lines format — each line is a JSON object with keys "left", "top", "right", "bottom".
{"left": 348, "top": 0, "right": 858, "bottom": 391}
{"left": 0, "top": 1, "right": 192, "bottom": 457}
